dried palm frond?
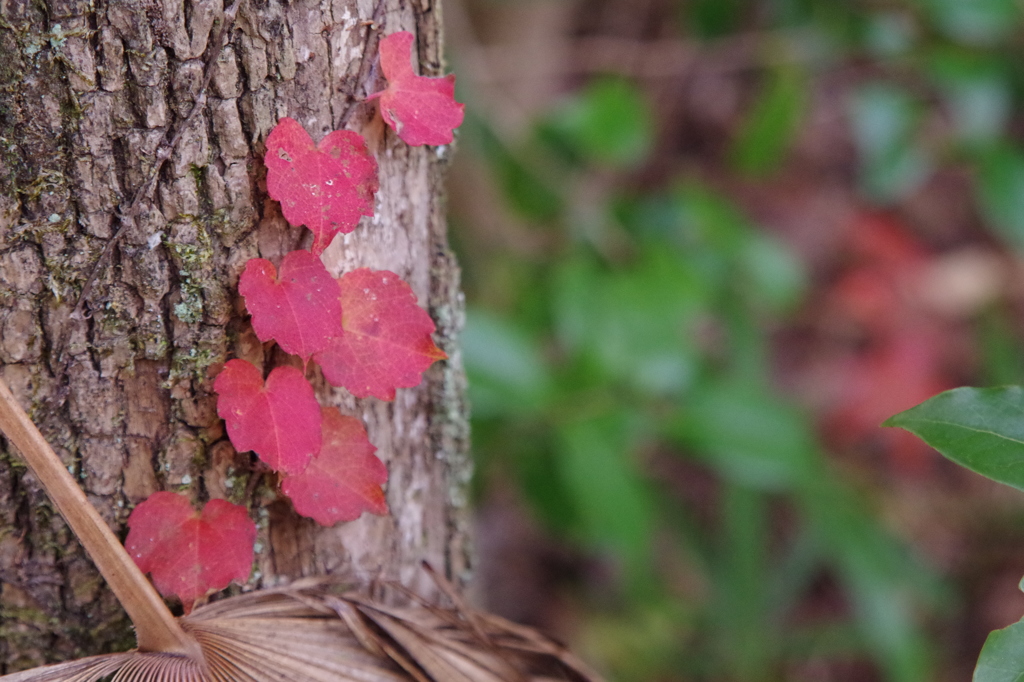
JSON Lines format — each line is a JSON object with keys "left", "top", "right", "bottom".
{"left": 0, "top": 375, "right": 603, "bottom": 682}
{"left": 0, "top": 583, "right": 408, "bottom": 682}
{"left": 0, "top": 574, "right": 603, "bottom": 682}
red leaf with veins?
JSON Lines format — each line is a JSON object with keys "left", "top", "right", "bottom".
{"left": 314, "top": 268, "right": 447, "bottom": 400}
{"left": 126, "top": 492, "right": 256, "bottom": 612}
{"left": 214, "top": 359, "right": 321, "bottom": 474}
{"left": 281, "top": 407, "right": 388, "bottom": 525}
{"left": 367, "top": 31, "right": 464, "bottom": 146}
{"left": 239, "top": 251, "right": 343, "bottom": 362}
{"left": 264, "top": 117, "right": 379, "bottom": 255}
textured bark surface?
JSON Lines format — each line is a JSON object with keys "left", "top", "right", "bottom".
{"left": 0, "top": 0, "right": 469, "bottom": 672}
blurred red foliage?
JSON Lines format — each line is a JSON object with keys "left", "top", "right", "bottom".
{"left": 824, "top": 213, "right": 954, "bottom": 473}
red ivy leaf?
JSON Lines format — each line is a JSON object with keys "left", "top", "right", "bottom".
{"left": 314, "top": 268, "right": 447, "bottom": 400}
{"left": 214, "top": 359, "right": 321, "bottom": 474}
{"left": 368, "top": 31, "right": 465, "bottom": 147}
{"left": 281, "top": 407, "right": 388, "bottom": 525}
{"left": 126, "top": 492, "right": 256, "bottom": 612}
{"left": 239, "top": 251, "right": 344, "bottom": 362}
{"left": 264, "top": 117, "right": 379, "bottom": 255}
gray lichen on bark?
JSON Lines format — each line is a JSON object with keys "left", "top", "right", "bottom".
{"left": 0, "top": 0, "right": 469, "bottom": 672}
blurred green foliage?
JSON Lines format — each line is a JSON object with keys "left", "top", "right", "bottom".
{"left": 851, "top": 83, "right": 931, "bottom": 203}
{"left": 451, "top": 0, "right": 1024, "bottom": 678}
{"left": 458, "top": 77, "right": 946, "bottom": 681}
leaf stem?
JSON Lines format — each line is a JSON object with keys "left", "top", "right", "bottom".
{"left": 0, "top": 376, "right": 201, "bottom": 658}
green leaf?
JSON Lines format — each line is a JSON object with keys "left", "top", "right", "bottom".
{"left": 885, "top": 386, "right": 1024, "bottom": 492}
{"left": 553, "top": 249, "right": 704, "bottom": 396}
{"left": 863, "top": 12, "right": 916, "bottom": 57}
{"left": 516, "top": 439, "right": 578, "bottom": 534}
{"left": 556, "top": 414, "right": 655, "bottom": 579}
{"left": 548, "top": 78, "right": 653, "bottom": 168}
{"left": 714, "top": 485, "right": 773, "bottom": 680}
{"left": 474, "top": 122, "right": 563, "bottom": 222}
{"left": 973, "top": 619, "right": 1024, "bottom": 682}
{"left": 929, "top": 51, "right": 1010, "bottom": 145}
{"left": 737, "top": 231, "right": 806, "bottom": 312}
{"left": 731, "top": 68, "right": 807, "bottom": 177}
{"left": 978, "top": 308, "right": 1024, "bottom": 386}
{"left": 676, "top": 183, "right": 750, "bottom": 256}
{"left": 462, "top": 310, "right": 552, "bottom": 416}
{"left": 976, "top": 147, "right": 1024, "bottom": 251}
{"left": 668, "top": 384, "right": 817, "bottom": 490}
{"left": 849, "top": 83, "right": 930, "bottom": 204}
{"left": 802, "top": 478, "right": 939, "bottom": 682}
{"left": 921, "top": 0, "right": 1020, "bottom": 46}
{"left": 686, "top": 0, "right": 745, "bottom": 37}
{"left": 551, "top": 254, "right": 603, "bottom": 355}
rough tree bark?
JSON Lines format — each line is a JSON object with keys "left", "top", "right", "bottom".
{"left": 0, "top": 0, "right": 469, "bottom": 672}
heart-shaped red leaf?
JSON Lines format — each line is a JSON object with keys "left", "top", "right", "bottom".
{"left": 239, "top": 251, "right": 344, "bottom": 362}
{"left": 368, "top": 31, "right": 464, "bottom": 147}
{"left": 126, "top": 492, "right": 256, "bottom": 612}
{"left": 313, "top": 268, "right": 447, "bottom": 400}
{"left": 214, "top": 359, "right": 321, "bottom": 474}
{"left": 264, "top": 117, "right": 379, "bottom": 254}
{"left": 281, "top": 407, "right": 388, "bottom": 525}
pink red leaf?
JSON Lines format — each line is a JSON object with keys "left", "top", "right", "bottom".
{"left": 264, "top": 117, "right": 379, "bottom": 255}
{"left": 368, "top": 31, "right": 465, "bottom": 147}
{"left": 314, "top": 269, "right": 447, "bottom": 400}
{"left": 239, "top": 251, "right": 344, "bottom": 362}
{"left": 281, "top": 407, "right": 388, "bottom": 525}
{"left": 214, "top": 359, "right": 321, "bottom": 474}
{"left": 126, "top": 492, "right": 256, "bottom": 612}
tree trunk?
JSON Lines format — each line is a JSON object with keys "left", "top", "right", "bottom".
{"left": 0, "top": 0, "right": 469, "bottom": 672}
